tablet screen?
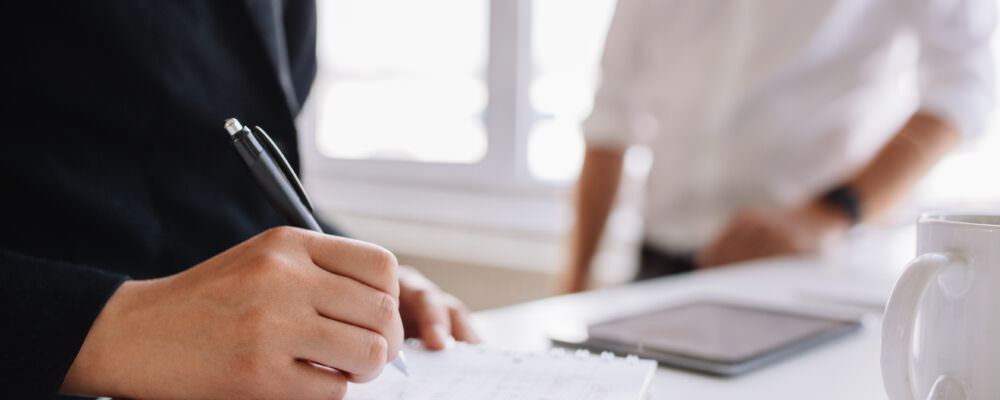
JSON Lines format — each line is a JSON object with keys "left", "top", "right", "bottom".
{"left": 587, "top": 302, "right": 854, "bottom": 364}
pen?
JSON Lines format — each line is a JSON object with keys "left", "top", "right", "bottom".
{"left": 224, "top": 118, "right": 409, "bottom": 377}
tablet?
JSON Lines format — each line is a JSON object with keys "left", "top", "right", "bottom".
{"left": 551, "top": 301, "right": 862, "bottom": 376}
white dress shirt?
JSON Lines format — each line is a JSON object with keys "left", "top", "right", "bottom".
{"left": 584, "top": 0, "right": 995, "bottom": 252}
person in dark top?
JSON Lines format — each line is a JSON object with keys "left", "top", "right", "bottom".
{"left": 2, "top": 2, "right": 479, "bottom": 398}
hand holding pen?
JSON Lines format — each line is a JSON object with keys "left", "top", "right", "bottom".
{"left": 225, "top": 118, "right": 410, "bottom": 376}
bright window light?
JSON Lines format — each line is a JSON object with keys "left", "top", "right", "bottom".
{"left": 528, "top": 0, "right": 617, "bottom": 181}
{"left": 918, "top": 29, "right": 1000, "bottom": 207}
{"left": 314, "top": 0, "right": 488, "bottom": 163}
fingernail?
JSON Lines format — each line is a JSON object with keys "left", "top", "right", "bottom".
{"left": 433, "top": 324, "right": 453, "bottom": 349}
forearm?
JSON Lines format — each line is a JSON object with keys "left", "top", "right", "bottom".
{"left": 563, "top": 147, "right": 625, "bottom": 292}
{"left": 841, "top": 112, "right": 960, "bottom": 221}
{"left": 700, "top": 113, "right": 963, "bottom": 268}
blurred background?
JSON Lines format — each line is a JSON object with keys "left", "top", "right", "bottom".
{"left": 297, "top": 0, "right": 1000, "bottom": 311}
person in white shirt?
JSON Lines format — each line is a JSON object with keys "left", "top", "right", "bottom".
{"left": 560, "top": 0, "right": 995, "bottom": 292}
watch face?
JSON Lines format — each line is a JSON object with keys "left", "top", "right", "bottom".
{"left": 821, "top": 185, "right": 860, "bottom": 225}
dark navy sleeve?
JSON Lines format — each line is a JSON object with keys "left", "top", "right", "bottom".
{"left": 0, "top": 249, "right": 128, "bottom": 399}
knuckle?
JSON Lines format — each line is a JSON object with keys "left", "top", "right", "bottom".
{"left": 369, "top": 248, "right": 398, "bottom": 281}
{"left": 245, "top": 255, "right": 285, "bottom": 285}
{"left": 253, "top": 250, "right": 286, "bottom": 270}
{"left": 249, "top": 251, "right": 300, "bottom": 282}
{"left": 260, "top": 225, "right": 299, "bottom": 243}
{"left": 372, "top": 292, "right": 399, "bottom": 325}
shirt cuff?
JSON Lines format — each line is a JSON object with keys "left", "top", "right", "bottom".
{"left": 1, "top": 249, "right": 128, "bottom": 398}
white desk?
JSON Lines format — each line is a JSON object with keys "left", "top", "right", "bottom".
{"left": 471, "top": 257, "right": 896, "bottom": 400}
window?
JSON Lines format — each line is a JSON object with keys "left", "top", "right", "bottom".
{"left": 311, "top": 0, "right": 616, "bottom": 189}
{"left": 314, "top": 0, "right": 488, "bottom": 165}
{"left": 529, "top": 0, "right": 616, "bottom": 181}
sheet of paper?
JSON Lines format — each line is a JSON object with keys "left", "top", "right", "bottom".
{"left": 346, "top": 341, "right": 656, "bottom": 400}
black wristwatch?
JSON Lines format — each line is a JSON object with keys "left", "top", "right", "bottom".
{"left": 820, "top": 185, "right": 862, "bottom": 226}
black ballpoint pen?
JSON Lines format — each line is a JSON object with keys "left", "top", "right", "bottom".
{"left": 224, "top": 118, "right": 409, "bottom": 376}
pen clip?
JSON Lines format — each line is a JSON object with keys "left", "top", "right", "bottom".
{"left": 251, "top": 126, "right": 314, "bottom": 213}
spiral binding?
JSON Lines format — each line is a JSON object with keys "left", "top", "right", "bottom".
{"left": 404, "top": 338, "right": 643, "bottom": 365}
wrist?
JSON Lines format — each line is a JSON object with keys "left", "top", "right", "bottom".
{"left": 60, "top": 278, "right": 161, "bottom": 398}
{"left": 557, "top": 264, "right": 588, "bottom": 294}
{"left": 802, "top": 198, "right": 853, "bottom": 236}
{"left": 818, "top": 185, "right": 862, "bottom": 226}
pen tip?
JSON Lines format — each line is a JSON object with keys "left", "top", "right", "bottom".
{"left": 393, "top": 352, "right": 409, "bottom": 377}
{"left": 224, "top": 118, "right": 243, "bottom": 136}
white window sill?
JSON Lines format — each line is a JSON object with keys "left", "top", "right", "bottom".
{"left": 303, "top": 174, "right": 643, "bottom": 284}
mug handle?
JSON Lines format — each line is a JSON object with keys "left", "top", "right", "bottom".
{"left": 881, "top": 253, "right": 962, "bottom": 400}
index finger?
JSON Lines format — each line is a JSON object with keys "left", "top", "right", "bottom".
{"left": 303, "top": 232, "right": 399, "bottom": 297}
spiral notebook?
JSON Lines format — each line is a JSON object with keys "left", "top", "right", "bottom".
{"left": 346, "top": 339, "right": 657, "bottom": 400}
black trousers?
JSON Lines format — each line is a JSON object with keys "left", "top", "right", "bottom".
{"left": 635, "top": 242, "right": 695, "bottom": 281}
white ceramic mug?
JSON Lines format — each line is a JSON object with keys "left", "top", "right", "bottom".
{"left": 882, "top": 212, "right": 1000, "bottom": 400}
